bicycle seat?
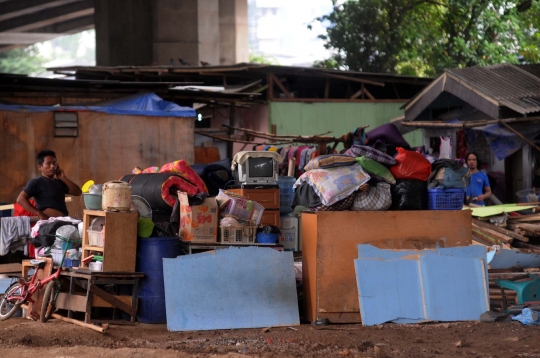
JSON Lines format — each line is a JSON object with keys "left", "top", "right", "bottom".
{"left": 29, "top": 259, "right": 47, "bottom": 268}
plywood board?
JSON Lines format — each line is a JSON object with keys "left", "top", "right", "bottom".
{"left": 319, "top": 211, "right": 471, "bottom": 320}
{"left": 163, "top": 247, "right": 299, "bottom": 331}
{"left": 489, "top": 249, "right": 540, "bottom": 269}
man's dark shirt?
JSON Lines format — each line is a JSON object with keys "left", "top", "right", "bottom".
{"left": 23, "top": 176, "right": 69, "bottom": 216}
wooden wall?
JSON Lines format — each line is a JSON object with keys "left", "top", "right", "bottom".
{"left": 0, "top": 110, "right": 194, "bottom": 218}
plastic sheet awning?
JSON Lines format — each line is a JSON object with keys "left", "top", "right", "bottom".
{"left": 0, "top": 92, "right": 196, "bottom": 118}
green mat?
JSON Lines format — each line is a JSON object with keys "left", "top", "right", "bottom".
{"left": 465, "top": 204, "right": 537, "bottom": 217}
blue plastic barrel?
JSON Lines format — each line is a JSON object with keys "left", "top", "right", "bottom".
{"left": 277, "top": 176, "right": 296, "bottom": 214}
{"left": 136, "top": 237, "right": 181, "bottom": 323}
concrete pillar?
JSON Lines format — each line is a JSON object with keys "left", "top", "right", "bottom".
{"left": 94, "top": 0, "right": 153, "bottom": 66}
{"left": 152, "top": 0, "right": 220, "bottom": 66}
{"left": 219, "top": 0, "right": 248, "bottom": 65}
{"left": 95, "top": 0, "right": 227, "bottom": 67}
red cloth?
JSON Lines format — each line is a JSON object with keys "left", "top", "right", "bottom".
{"left": 14, "top": 200, "right": 37, "bottom": 258}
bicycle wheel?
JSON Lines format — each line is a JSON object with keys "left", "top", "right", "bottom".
{"left": 0, "top": 283, "right": 24, "bottom": 321}
{"left": 40, "top": 279, "right": 58, "bottom": 323}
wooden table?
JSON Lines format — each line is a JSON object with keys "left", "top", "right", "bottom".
{"left": 56, "top": 269, "right": 144, "bottom": 324}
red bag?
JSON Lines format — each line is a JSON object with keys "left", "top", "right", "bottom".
{"left": 390, "top": 147, "right": 431, "bottom": 181}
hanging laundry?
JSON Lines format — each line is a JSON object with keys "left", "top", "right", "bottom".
{"left": 0, "top": 216, "right": 30, "bottom": 256}
{"left": 439, "top": 136, "right": 452, "bottom": 159}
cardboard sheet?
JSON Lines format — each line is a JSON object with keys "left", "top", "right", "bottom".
{"left": 355, "top": 245, "right": 489, "bottom": 326}
{"left": 163, "top": 247, "right": 299, "bottom": 331}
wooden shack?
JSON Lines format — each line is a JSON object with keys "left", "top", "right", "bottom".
{"left": 0, "top": 93, "right": 195, "bottom": 217}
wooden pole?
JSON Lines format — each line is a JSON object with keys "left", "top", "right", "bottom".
{"left": 52, "top": 313, "right": 108, "bottom": 333}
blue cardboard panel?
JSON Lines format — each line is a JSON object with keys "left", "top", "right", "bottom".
{"left": 355, "top": 245, "right": 489, "bottom": 325}
{"left": 355, "top": 259, "right": 425, "bottom": 326}
{"left": 163, "top": 247, "right": 299, "bottom": 331}
{"left": 489, "top": 249, "right": 540, "bottom": 269}
{"left": 420, "top": 255, "right": 489, "bottom": 321}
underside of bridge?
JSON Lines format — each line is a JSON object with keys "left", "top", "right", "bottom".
{"left": 0, "top": 0, "right": 247, "bottom": 66}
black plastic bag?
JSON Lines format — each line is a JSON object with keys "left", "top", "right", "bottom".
{"left": 391, "top": 179, "right": 428, "bottom": 210}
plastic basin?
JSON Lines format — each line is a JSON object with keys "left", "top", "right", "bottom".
{"left": 83, "top": 193, "right": 102, "bottom": 210}
{"left": 256, "top": 233, "right": 278, "bottom": 244}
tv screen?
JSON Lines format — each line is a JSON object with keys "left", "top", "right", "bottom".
{"left": 248, "top": 157, "right": 274, "bottom": 178}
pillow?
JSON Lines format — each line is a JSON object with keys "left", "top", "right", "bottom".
{"left": 351, "top": 182, "right": 392, "bottom": 211}
{"left": 344, "top": 145, "right": 397, "bottom": 166}
{"left": 356, "top": 156, "right": 396, "bottom": 184}
{"left": 304, "top": 154, "right": 356, "bottom": 171}
{"left": 309, "top": 193, "right": 354, "bottom": 212}
{"left": 293, "top": 163, "right": 371, "bottom": 206}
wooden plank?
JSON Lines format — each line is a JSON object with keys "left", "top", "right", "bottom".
{"left": 89, "top": 284, "right": 136, "bottom": 316}
{"left": 324, "top": 79, "right": 330, "bottom": 99}
{"left": 56, "top": 292, "right": 135, "bottom": 310}
{"left": 270, "top": 73, "right": 292, "bottom": 99}
{"left": 320, "top": 73, "right": 385, "bottom": 87}
{"left": 270, "top": 98, "right": 407, "bottom": 103}
{"left": 51, "top": 313, "right": 107, "bottom": 333}
{"left": 473, "top": 219, "right": 528, "bottom": 242}
{"left": 350, "top": 87, "right": 363, "bottom": 100}
{"left": 0, "top": 263, "right": 22, "bottom": 274}
{"left": 267, "top": 73, "right": 273, "bottom": 100}
{"left": 362, "top": 87, "right": 375, "bottom": 100}
{"left": 472, "top": 227, "right": 504, "bottom": 245}
{"left": 301, "top": 213, "right": 318, "bottom": 323}
{"left": 56, "top": 292, "right": 86, "bottom": 312}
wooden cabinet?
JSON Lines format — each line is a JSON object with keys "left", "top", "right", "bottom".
{"left": 301, "top": 210, "right": 472, "bottom": 323}
{"left": 82, "top": 209, "right": 138, "bottom": 272}
{"left": 228, "top": 188, "right": 280, "bottom": 226}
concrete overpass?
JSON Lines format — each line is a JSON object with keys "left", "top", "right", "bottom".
{"left": 0, "top": 0, "right": 248, "bottom": 66}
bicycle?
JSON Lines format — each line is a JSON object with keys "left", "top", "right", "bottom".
{"left": 0, "top": 233, "right": 81, "bottom": 322}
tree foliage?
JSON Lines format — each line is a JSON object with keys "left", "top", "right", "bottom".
{"left": 312, "top": 0, "right": 540, "bottom": 76}
{"left": 0, "top": 46, "right": 45, "bottom": 75}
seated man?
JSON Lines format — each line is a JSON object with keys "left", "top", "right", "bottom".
{"left": 465, "top": 152, "right": 491, "bottom": 206}
{"left": 17, "top": 149, "right": 82, "bottom": 220}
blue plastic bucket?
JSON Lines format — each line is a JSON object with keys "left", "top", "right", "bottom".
{"left": 278, "top": 176, "right": 296, "bottom": 215}
{"left": 136, "top": 237, "right": 181, "bottom": 323}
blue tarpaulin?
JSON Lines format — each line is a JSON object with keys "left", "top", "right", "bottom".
{"left": 470, "top": 122, "right": 540, "bottom": 161}
{"left": 0, "top": 93, "right": 196, "bottom": 118}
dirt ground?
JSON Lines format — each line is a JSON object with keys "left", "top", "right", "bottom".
{"left": 1, "top": 317, "right": 539, "bottom": 358}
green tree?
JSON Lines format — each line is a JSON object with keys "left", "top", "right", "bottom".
{"left": 0, "top": 46, "right": 45, "bottom": 75}
{"left": 313, "top": 0, "right": 539, "bottom": 76}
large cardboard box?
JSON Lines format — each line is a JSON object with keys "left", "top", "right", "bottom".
{"left": 178, "top": 191, "right": 218, "bottom": 243}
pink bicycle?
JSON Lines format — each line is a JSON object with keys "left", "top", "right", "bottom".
{"left": 0, "top": 233, "right": 80, "bottom": 322}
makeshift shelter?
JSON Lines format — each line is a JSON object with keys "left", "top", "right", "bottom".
{"left": 0, "top": 92, "right": 196, "bottom": 215}
{"left": 401, "top": 64, "right": 540, "bottom": 202}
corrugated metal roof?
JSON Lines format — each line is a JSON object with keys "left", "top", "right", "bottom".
{"left": 445, "top": 64, "right": 540, "bottom": 114}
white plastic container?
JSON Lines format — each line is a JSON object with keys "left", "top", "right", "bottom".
{"left": 50, "top": 249, "right": 63, "bottom": 266}
{"left": 279, "top": 216, "right": 299, "bottom": 251}
{"left": 89, "top": 261, "right": 103, "bottom": 271}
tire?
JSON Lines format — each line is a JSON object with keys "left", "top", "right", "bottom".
{"left": 0, "top": 283, "right": 24, "bottom": 321}
{"left": 40, "top": 279, "right": 58, "bottom": 323}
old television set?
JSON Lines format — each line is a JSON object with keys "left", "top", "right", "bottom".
{"left": 237, "top": 156, "right": 278, "bottom": 184}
